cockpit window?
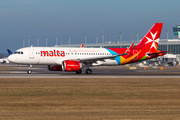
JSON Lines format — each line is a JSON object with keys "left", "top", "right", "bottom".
{"left": 14, "top": 51, "right": 23, "bottom": 54}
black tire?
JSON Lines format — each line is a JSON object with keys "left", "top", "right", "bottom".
{"left": 27, "top": 70, "right": 32, "bottom": 74}
{"left": 85, "top": 69, "right": 92, "bottom": 74}
{"left": 76, "top": 69, "right": 82, "bottom": 74}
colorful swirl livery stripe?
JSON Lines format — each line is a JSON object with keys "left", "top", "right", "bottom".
{"left": 105, "top": 48, "right": 121, "bottom": 64}
{"left": 122, "top": 50, "right": 142, "bottom": 64}
{"left": 106, "top": 48, "right": 143, "bottom": 65}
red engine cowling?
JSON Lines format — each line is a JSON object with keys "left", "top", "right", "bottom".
{"left": 62, "top": 60, "right": 82, "bottom": 71}
{"left": 48, "top": 65, "right": 62, "bottom": 71}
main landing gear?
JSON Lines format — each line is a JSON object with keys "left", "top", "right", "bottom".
{"left": 76, "top": 69, "right": 82, "bottom": 74}
{"left": 85, "top": 69, "right": 92, "bottom": 74}
{"left": 27, "top": 65, "right": 32, "bottom": 74}
{"left": 75, "top": 69, "right": 92, "bottom": 74}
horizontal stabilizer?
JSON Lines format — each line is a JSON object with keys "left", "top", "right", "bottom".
{"left": 125, "top": 43, "right": 134, "bottom": 54}
{"left": 146, "top": 51, "right": 168, "bottom": 57}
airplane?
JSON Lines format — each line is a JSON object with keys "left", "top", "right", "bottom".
{"left": 8, "top": 23, "right": 166, "bottom": 74}
{"left": 0, "top": 49, "right": 13, "bottom": 63}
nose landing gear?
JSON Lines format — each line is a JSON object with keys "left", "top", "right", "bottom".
{"left": 27, "top": 65, "right": 32, "bottom": 74}
{"left": 27, "top": 70, "right": 32, "bottom": 74}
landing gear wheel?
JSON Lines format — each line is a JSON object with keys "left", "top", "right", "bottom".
{"left": 27, "top": 70, "right": 32, "bottom": 74}
{"left": 85, "top": 69, "right": 92, "bottom": 74}
{"left": 76, "top": 69, "right": 82, "bottom": 74}
{"left": 27, "top": 65, "right": 32, "bottom": 74}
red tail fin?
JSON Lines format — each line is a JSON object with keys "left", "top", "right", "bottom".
{"left": 134, "top": 23, "right": 163, "bottom": 51}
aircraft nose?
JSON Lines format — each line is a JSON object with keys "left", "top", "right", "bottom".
{"left": 8, "top": 55, "right": 16, "bottom": 63}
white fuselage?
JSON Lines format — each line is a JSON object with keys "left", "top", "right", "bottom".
{"left": 8, "top": 47, "right": 119, "bottom": 66}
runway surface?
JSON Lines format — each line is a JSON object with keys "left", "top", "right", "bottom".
{"left": 1, "top": 64, "right": 180, "bottom": 78}
{"left": 1, "top": 64, "right": 180, "bottom": 120}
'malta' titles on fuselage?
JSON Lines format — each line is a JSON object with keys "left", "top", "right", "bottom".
{"left": 38, "top": 48, "right": 117, "bottom": 58}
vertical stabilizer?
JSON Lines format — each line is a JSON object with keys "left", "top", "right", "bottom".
{"left": 134, "top": 23, "right": 163, "bottom": 51}
{"left": 7, "top": 49, "right": 13, "bottom": 55}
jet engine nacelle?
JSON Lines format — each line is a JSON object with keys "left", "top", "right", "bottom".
{"left": 62, "top": 60, "right": 82, "bottom": 71}
{"left": 48, "top": 65, "right": 62, "bottom": 71}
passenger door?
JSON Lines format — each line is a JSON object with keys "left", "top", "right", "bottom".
{"left": 29, "top": 49, "right": 34, "bottom": 59}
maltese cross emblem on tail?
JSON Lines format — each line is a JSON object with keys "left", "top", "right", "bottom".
{"left": 145, "top": 31, "right": 159, "bottom": 49}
